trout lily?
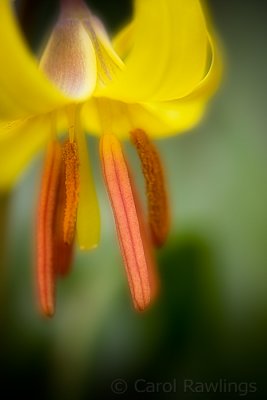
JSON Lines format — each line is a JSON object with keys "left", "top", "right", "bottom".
{"left": 0, "top": 0, "right": 221, "bottom": 317}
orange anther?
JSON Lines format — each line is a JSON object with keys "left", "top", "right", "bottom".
{"left": 131, "top": 129, "right": 170, "bottom": 248}
{"left": 62, "top": 140, "right": 80, "bottom": 245}
{"left": 37, "top": 141, "right": 62, "bottom": 317}
{"left": 100, "top": 134, "right": 158, "bottom": 311}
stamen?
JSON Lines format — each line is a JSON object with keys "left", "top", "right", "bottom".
{"left": 37, "top": 141, "right": 62, "bottom": 317}
{"left": 62, "top": 140, "right": 80, "bottom": 245}
{"left": 65, "top": 104, "right": 101, "bottom": 250}
{"left": 131, "top": 129, "right": 170, "bottom": 248}
{"left": 100, "top": 134, "right": 158, "bottom": 311}
{"left": 54, "top": 165, "right": 74, "bottom": 277}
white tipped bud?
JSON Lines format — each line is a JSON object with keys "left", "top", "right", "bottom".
{"left": 40, "top": 18, "right": 97, "bottom": 99}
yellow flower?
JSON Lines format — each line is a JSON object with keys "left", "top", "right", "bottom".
{"left": 0, "top": 0, "right": 222, "bottom": 316}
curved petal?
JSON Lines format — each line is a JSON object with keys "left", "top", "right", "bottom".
{"left": 113, "top": 23, "right": 223, "bottom": 105}
{"left": 182, "top": 33, "right": 223, "bottom": 102}
{"left": 127, "top": 101, "right": 206, "bottom": 138}
{"left": 0, "top": 116, "right": 49, "bottom": 190}
{"left": 98, "top": 0, "right": 210, "bottom": 102}
{"left": 112, "top": 22, "right": 134, "bottom": 60}
{"left": 0, "top": 0, "right": 69, "bottom": 122}
{"left": 88, "top": 15, "right": 124, "bottom": 70}
{"left": 81, "top": 97, "right": 205, "bottom": 139}
{"left": 82, "top": 15, "right": 124, "bottom": 88}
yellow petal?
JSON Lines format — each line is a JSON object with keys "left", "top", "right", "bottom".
{"left": 81, "top": 97, "right": 205, "bottom": 139}
{"left": 97, "top": 0, "right": 210, "bottom": 102}
{"left": 75, "top": 116, "right": 100, "bottom": 249}
{"left": 88, "top": 15, "right": 124, "bottom": 69}
{"left": 128, "top": 100, "right": 206, "bottom": 138}
{"left": 0, "top": 116, "right": 50, "bottom": 190}
{"left": 182, "top": 33, "right": 223, "bottom": 102}
{"left": 82, "top": 15, "right": 124, "bottom": 87}
{"left": 40, "top": 18, "right": 97, "bottom": 99}
{"left": 0, "top": 0, "right": 69, "bottom": 121}
{"left": 112, "top": 22, "right": 134, "bottom": 60}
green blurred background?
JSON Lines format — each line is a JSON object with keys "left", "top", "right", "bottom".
{"left": 1, "top": 0, "right": 267, "bottom": 398}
